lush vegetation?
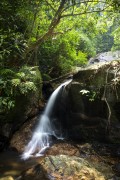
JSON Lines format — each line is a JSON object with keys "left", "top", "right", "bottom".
{"left": 0, "top": 0, "right": 120, "bottom": 112}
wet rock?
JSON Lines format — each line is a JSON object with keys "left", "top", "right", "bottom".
{"left": 17, "top": 164, "right": 47, "bottom": 180}
{"left": 0, "top": 176, "right": 14, "bottom": 180}
{"left": 46, "top": 142, "right": 80, "bottom": 156}
{"left": 0, "top": 135, "right": 8, "bottom": 151}
{"left": 10, "top": 117, "right": 38, "bottom": 152}
{"left": 0, "top": 123, "right": 12, "bottom": 138}
{"left": 113, "top": 163, "right": 120, "bottom": 176}
{"left": 42, "top": 82, "right": 54, "bottom": 100}
{"left": 18, "top": 155, "right": 106, "bottom": 180}
{"left": 66, "top": 60, "right": 120, "bottom": 142}
{"left": 0, "top": 123, "right": 12, "bottom": 151}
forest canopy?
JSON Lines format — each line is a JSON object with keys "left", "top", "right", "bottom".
{"left": 0, "top": 0, "right": 120, "bottom": 111}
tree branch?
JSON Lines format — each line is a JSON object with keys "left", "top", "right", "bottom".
{"left": 48, "top": 0, "right": 67, "bottom": 29}
{"left": 43, "top": 72, "right": 73, "bottom": 84}
{"left": 61, "top": 8, "right": 112, "bottom": 18}
{"left": 45, "top": 0, "right": 56, "bottom": 12}
{"left": 26, "top": 0, "right": 67, "bottom": 54}
{"left": 62, "top": 1, "right": 110, "bottom": 13}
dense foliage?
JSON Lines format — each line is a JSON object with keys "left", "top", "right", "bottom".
{"left": 0, "top": 0, "right": 120, "bottom": 113}
{"left": 0, "top": 66, "right": 41, "bottom": 112}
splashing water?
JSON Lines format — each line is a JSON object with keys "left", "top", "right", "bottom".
{"left": 22, "top": 80, "right": 71, "bottom": 160}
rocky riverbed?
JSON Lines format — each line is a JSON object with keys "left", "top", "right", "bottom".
{"left": 0, "top": 141, "right": 120, "bottom": 180}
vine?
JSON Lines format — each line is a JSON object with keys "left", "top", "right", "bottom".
{"left": 102, "top": 61, "right": 120, "bottom": 132}
{"left": 101, "top": 65, "right": 112, "bottom": 132}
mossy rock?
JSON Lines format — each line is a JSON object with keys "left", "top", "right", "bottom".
{"left": 0, "top": 68, "right": 42, "bottom": 138}
{"left": 7, "top": 69, "right": 42, "bottom": 121}
{"left": 18, "top": 155, "right": 111, "bottom": 180}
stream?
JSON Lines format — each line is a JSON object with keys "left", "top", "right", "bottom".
{"left": 0, "top": 150, "right": 38, "bottom": 178}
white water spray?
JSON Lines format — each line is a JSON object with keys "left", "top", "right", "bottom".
{"left": 22, "top": 80, "right": 71, "bottom": 160}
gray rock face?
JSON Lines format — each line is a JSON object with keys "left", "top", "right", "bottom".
{"left": 89, "top": 51, "right": 120, "bottom": 64}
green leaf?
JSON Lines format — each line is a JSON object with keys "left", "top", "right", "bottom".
{"left": 11, "top": 79, "right": 21, "bottom": 87}
{"left": 80, "top": 90, "right": 90, "bottom": 95}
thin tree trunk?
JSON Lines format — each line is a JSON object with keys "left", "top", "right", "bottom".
{"left": 26, "top": 0, "right": 67, "bottom": 54}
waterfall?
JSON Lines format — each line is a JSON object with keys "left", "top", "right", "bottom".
{"left": 22, "top": 80, "right": 71, "bottom": 160}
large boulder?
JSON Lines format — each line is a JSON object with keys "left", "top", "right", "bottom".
{"left": 89, "top": 51, "right": 120, "bottom": 64}
{"left": 65, "top": 60, "right": 120, "bottom": 142}
{"left": 10, "top": 117, "right": 38, "bottom": 152}
{"left": 17, "top": 155, "right": 108, "bottom": 180}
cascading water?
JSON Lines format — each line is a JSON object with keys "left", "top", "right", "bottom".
{"left": 22, "top": 80, "right": 71, "bottom": 160}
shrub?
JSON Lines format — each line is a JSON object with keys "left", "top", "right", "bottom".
{"left": 0, "top": 66, "right": 42, "bottom": 113}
